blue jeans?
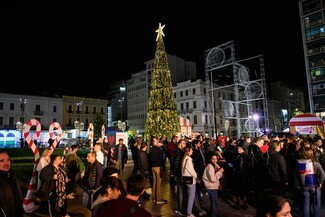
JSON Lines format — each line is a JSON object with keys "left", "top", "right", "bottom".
{"left": 207, "top": 189, "right": 218, "bottom": 217}
{"left": 82, "top": 188, "right": 94, "bottom": 209}
{"left": 176, "top": 176, "right": 184, "bottom": 212}
{"left": 303, "top": 186, "right": 321, "bottom": 217}
{"left": 186, "top": 184, "right": 196, "bottom": 215}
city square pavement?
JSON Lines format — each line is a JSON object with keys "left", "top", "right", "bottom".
{"left": 24, "top": 150, "right": 325, "bottom": 217}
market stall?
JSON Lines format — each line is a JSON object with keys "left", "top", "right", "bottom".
{"left": 289, "top": 113, "right": 324, "bottom": 139}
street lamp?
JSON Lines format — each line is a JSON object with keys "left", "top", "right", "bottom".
{"left": 77, "top": 101, "right": 83, "bottom": 112}
{"left": 19, "top": 98, "right": 27, "bottom": 123}
{"left": 16, "top": 121, "right": 24, "bottom": 148}
{"left": 119, "top": 97, "right": 124, "bottom": 121}
{"left": 74, "top": 121, "right": 84, "bottom": 139}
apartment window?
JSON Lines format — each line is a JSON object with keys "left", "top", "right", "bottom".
{"left": 194, "top": 115, "right": 197, "bottom": 124}
{"left": 186, "top": 102, "right": 189, "bottom": 109}
{"left": 35, "top": 104, "right": 41, "bottom": 111}
{"left": 0, "top": 102, "right": 3, "bottom": 110}
{"left": 68, "top": 105, "right": 72, "bottom": 112}
{"left": 204, "top": 101, "right": 207, "bottom": 107}
{"left": 193, "top": 101, "right": 197, "bottom": 109}
{"left": 53, "top": 118, "right": 57, "bottom": 122}
{"left": 174, "top": 93, "right": 177, "bottom": 98}
{"left": 53, "top": 106, "right": 57, "bottom": 113}
{"left": 9, "top": 117, "right": 15, "bottom": 127}
{"left": 93, "top": 106, "right": 97, "bottom": 114}
{"left": 101, "top": 107, "right": 104, "bottom": 114}
{"left": 181, "top": 103, "right": 184, "bottom": 110}
{"left": 180, "top": 91, "right": 183, "bottom": 97}
{"left": 10, "top": 103, "right": 14, "bottom": 110}
{"left": 204, "top": 88, "right": 206, "bottom": 94}
{"left": 0, "top": 117, "right": 3, "bottom": 126}
{"left": 185, "top": 90, "right": 188, "bottom": 96}
{"left": 86, "top": 106, "right": 89, "bottom": 114}
{"left": 193, "top": 88, "right": 196, "bottom": 95}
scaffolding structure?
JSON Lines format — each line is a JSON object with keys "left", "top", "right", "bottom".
{"left": 205, "top": 40, "right": 269, "bottom": 138}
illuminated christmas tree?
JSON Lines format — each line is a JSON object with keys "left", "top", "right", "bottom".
{"left": 144, "top": 23, "right": 181, "bottom": 143}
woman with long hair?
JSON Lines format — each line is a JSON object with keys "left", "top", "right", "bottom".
{"left": 299, "top": 147, "right": 325, "bottom": 217}
{"left": 36, "top": 148, "right": 53, "bottom": 190}
{"left": 39, "top": 154, "right": 69, "bottom": 217}
{"left": 202, "top": 152, "right": 224, "bottom": 217}
{"left": 182, "top": 146, "right": 197, "bottom": 217}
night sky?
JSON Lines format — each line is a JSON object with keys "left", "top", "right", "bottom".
{"left": 1, "top": 1, "right": 305, "bottom": 99}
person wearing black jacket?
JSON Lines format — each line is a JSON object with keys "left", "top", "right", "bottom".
{"left": 102, "top": 137, "right": 111, "bottom": 168}
{"left": 149, "top": 136, "right": 166, "bottom": 204}
{"left": 138, "top": 142, "right": 151, "bottom": 199}
{"left": 0, "top": 150, "right": 24, "bottom": 217}
{"left": 263, "top": 140, "right": 288, "bottom": 193}
{"left": 247, "top": 137, "right": 264, "bottom": 196}
{"left": 191, "top": 139, "right": 207, "bottom": 216}
{"left": 171, "top": 139, "right": 186, "bottom": 215}
{"left": 131, "top": 138, "right": 141, "bottom": 175}
{"left": 83, "top": 152, "right": 104, "bottom": 209}
{"left": 38, "top": 154, "right": 69, "bottom": 217}
{"left": 113, "top": 139, "right": 128, "bottom": 176}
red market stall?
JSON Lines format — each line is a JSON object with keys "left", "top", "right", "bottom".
{"left": 289, "top": 113, "right": 324, "bottom": 139}
{"left": 178, "top": 116, "right": 192, "bottom": 137}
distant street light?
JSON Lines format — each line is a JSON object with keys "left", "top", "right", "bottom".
{"left": 119, "top": 97, "right": 124, "bottom": 121}
{"left": 19, "top": 98, "right": 27, "bottom": 123}
{"left": 16, "top": 121, "right": 24, "bottom": 148}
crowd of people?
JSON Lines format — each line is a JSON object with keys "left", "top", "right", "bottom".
{"left": 1, "top": 133, "right": 325, "bottom": 217}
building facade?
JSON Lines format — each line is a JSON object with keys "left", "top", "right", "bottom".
{"left": 299, "top": 0, "right": 325, "bottom": 120}
{"left": 0, "top": 93, "right": 108, "bottom": 147}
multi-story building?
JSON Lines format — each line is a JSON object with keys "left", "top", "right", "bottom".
{"left": 62, "top": 95, "right": 108, "bottom": 130}
{"left": 0, "top": 93, "right": 108, "bottom": 147}
{"left": 299, "top": 0, "right": 325, "bottom": 120}
{"left": 174, "top": 79, "right": 238, "bottom": 137}
{"left": 269, "top": 81, "right": 306, "bottom": 124}
{"left": 0, "top": 93, "right": 63, "bottom": 130}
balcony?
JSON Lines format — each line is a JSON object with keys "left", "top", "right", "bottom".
{"left": 177, "top": 108, "right": 193, "bottom": 114}
{"left": 33, "top": 111, "right": 44, "bottom": 116}
{"left": 314, "top": 103, "right": 325, "bottom": 111}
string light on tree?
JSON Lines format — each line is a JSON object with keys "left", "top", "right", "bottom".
{"left": 144, "top": 23, "right": 180, "bottom": 143}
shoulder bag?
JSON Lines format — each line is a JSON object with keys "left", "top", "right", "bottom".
{"left": 182, "top": 158, "right": 193, "bottom": 184}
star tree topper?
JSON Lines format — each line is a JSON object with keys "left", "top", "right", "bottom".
{"left": 155, "top": 22, "right": 165, "bottom": 41}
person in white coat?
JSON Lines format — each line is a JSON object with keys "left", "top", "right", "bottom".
{"left": 203, "top": 152, "right": 224, "bottom": 217}
{"left": 182, "top": 146, "right": 197, "bottom": 217}
{"left": 36, "top": 148, "right": 53, "bottom": 190}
